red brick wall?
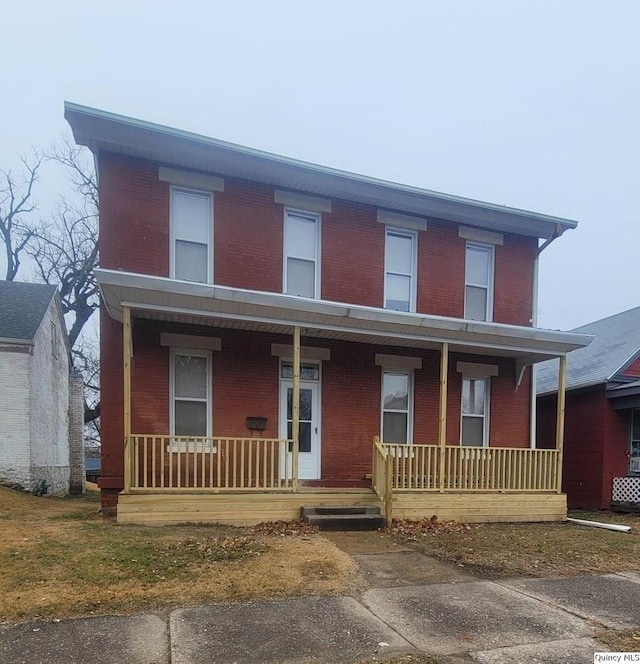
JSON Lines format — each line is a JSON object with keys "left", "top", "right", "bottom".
{"left": 99, "top": 309, "right": 124, "bottom": 489}
{"left": 419, "top": 221, "right": 465, "bottom": 318}
{"left": 98, "top": 151, "right": 536, "bottom": 325}
{"left": 101, "top": 322, "right": 532, "bottom": 505}
{"left": 494, "top": 235, "right": 536, "bottom": 326}
{"left": 321, "top": 201, "right": 383, "bottom": 307}
{"left": 99, "top": 153, "right": 170, "bottom": 275}
{"left": 214, "top": 179, "right": 283, "bottom": 293}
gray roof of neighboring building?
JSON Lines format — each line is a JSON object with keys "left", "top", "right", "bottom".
{"left": 0, "top": 280, "right": 58, "bottom": 342}
{"left": 537, "top": 306, "right": 640, "bottom": 396}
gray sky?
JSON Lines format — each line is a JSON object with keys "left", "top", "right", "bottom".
{"left": 3, "top": 0, "right": 639, "bottom": 330}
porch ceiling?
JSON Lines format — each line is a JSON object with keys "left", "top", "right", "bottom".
{"left": 96, "top": 268, "right": 592, "bottom": 363}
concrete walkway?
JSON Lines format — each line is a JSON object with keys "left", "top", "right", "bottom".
{"left": 2, "top": 532, "right": 639, "bottom": 664}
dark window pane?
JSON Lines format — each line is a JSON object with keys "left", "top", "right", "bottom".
{"left": 300, "top": 389, "right": 312, "bottom": 420}
{"left": 175, "top": 401, "right": 207, "bottom": 436}
{"left": 286, "top": 421, "right": 312, "bottom": 453}
{"left": 299, "top": 421, "right": 311, "bottom": 453}
{"left": 461, "top": 416, "right": 484, "bottom": 446}
{"left": 383, "top": 412, "right": 408, "bottom": 444}
{"left": 633, "top": 410, "right": 640, "bottom": 441}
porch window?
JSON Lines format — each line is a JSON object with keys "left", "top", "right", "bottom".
{"left": 171, "top": 350, "right": 211, "bottom": 437}
{"left": 465, "top": 243, "right": 494, "bottom": 321}
{"left": 381, "top": 370, "right": 412, "bottom": 444}
{"left": 461, "top": 377, "right": 489, "bottom": 446}
{"left": 283, "top": 210, "right": 320, "bottom": 298}
{"left": 630, "top": 410, "right": 640, "bottom": 475}
{"left": 384, "top": 229, "right": 416, "bottom": 312}
{"left": 171, "top": 188, "right": 213, "bottom": 283}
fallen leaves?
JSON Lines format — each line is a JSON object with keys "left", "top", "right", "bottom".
{"left": 390, "top": 515, "right": 474, "bottom": 541}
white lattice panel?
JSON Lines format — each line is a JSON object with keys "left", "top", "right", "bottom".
{"left": 612, "top": 476, "right": 640, "bottom": 503}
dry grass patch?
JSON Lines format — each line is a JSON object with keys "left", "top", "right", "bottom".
{"left": 391, "top": 511, "right": 640, "bottom": 578}
{"left": 0, "top": 486, "right": 363, "bottom": 623}
{"left": 596, "top": 627, "right": 640, "bottom": 653}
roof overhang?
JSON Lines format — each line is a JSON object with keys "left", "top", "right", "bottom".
{"left": 66, "top": 102, "right": 578, "bottom": 240}
{"left": 606, "top": 380, "right": 640, "bottom": 410}
{"left": 96, "top": 268, "right": 592, "bottom": 364}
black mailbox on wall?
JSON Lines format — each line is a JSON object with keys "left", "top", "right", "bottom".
{"left": 246, "top": 416, "right": 267, "bottom": 431}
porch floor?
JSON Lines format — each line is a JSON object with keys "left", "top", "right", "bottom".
{"left": 117, "top": 489, "right": 567, "bottom": 526}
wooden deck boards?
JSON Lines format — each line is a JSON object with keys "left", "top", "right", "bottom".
{"left": 117, "top": 490, "right": 567, "bottom": 525}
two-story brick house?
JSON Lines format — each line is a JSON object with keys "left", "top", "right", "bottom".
{"left": 65, "top": 102, "right": 591, "bottom": 525}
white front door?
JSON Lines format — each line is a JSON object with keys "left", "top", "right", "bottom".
{"left": 280, "top": 376, "right": 320, "bottom": 480}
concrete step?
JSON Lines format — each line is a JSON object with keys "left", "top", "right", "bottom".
{"left": 301, "top": 505, "right": 385, "bottom": 531}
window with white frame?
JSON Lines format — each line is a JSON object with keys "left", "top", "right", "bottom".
{"left": 171, "top": 188, "right": 213, "bottom": 283}
{"left": 171, "top": 350, "right": 211, "bottom": 438}
{"left": 284, "top": 210, "right": 319, "bottom": 298}
{"left": 385, "top": 229, "right": 416, "bottom": 312}
{"left": 461, "top": 377, "right": 489, "bottom": 446}
{"left": 464, "top": 242, "right": 494, "bottom": 321}
{"left": 381, "top": 370, "right": 412, "bottom": 444}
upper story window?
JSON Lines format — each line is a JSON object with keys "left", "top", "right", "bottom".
{"left": 385, "top": 228, "right": 417, "bottom": 312}
{"left": 283, "top": 209, "right": 320, "bottom": 298}
{"left": 464, "top": 242, "right": 494, "bottom": 322}
{"left": 461, "top": 376, "right": 489, "bottom": 446}
{"left": 171, "top": 188, "right": 213, "bottom": 283}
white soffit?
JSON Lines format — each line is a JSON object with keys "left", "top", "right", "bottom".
{"left": 160, "top": 333, "right": 221, "bottom": 350}
{"left": 376, "top": 353, "right": 423, "bottom": 369}
{"left": 274, "top": 190, "right": 332, "bottom": 213}
{"left": 377, "top": 210, "right": 428, "bottom": 232}
{"left": 159, "top": 166, "right": 225, "bottom": 192}
{"left": 458, "top": 226, "right": 504, "bottom": 245}
{"left": 271, "top": 343, "right": 330, "bottom": 361}
{"left": 457, "top": 361, "right": 499, "bottom": 377}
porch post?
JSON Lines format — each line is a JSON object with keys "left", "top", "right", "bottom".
{"left": 292, "top": 325, "right": 301, "bottom": 491}
{"left": 438, "top": 342, "right": 448, "bottom": 492}
{"left": 555, "top": 355, "right": 567, "bottom": 493}
{"left": 123, "top": 306, "right": 132, "bottom": 493}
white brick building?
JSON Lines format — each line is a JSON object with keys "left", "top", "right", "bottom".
{"left": 0, "top": 281, "right": 84, "bottom": 495}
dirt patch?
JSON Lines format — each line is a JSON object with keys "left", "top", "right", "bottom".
{"left": 391, "top": 512, "right": 640, "bottom": 578}
{"left": 596, "top": 627, "right": 640, "bottom": 652}
{"left": 322, "top": 530, "right": 411, "bottom": 555}
{"left": 0, "top": 486, "right": 363, "bottom": 623}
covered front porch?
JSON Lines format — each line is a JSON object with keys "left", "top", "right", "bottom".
{"left": 98, "top": 268, "right": 584, "bottom": 525}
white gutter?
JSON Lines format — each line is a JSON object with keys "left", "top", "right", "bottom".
{"left": 567, "top": 517, "right": 630, "bottom": 533}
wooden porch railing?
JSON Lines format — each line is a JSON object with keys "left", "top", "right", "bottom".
{"left": 126, "top": 435, "right": 297, "bottom": 491}
{"left": 372, "top": 437, "right": 392, "bottom": 526}
{"left": 383, "top": 442, "right": 559, "bottom": 492}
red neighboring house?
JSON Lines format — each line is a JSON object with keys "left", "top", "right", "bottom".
{"left": 537, "top": 307, "right": 640, "bottom": 511}
{"left": 65, "top": 102, "right": 591, "bottom": 525}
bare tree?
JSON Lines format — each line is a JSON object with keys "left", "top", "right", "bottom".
{"left": 28, "top": 139, "right": 100, "bottom": 427}
{"left": 0, "top": 153, "right": 42, "bottom": 280}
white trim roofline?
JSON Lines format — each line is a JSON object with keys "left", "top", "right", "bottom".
{"left": 65, "top": 102, "right": 578, "bottom": 240}
{"left": 95, "top": 268, "right": 593, "bottom": 361}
